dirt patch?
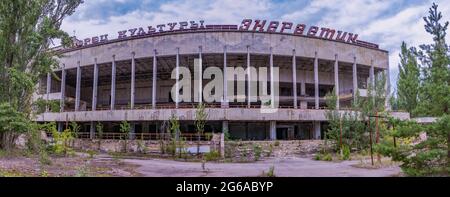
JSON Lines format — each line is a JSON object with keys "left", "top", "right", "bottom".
{"left": 0, "top": 153, "right": 141, "bottom": 177}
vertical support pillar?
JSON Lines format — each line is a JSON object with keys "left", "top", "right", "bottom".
{"left": 152, "top": 49, "right": 157, "bottom": 109}
{"left": 385, "top": 68, "right": 391, "bottom": 110}
{"left": 60, "top": 65, "right": 66, "bottom": 112}
{"left": 75, "top": 61, "right": 81, "bottom": 111}
{"left": 198, "top": 46, "right": 203, "bottom": 104}
{"left": 370, "top": 60, "right": 375, "bottom": 88}
{"left": 292, "top": 49, "right": 298, "bottom": 109}
{"left": 90, "top": 122, "right": 95, "bottom": 139}
{"left": 130, "top": 52, "right": 136, "bottom": 109}
{"left": 247, "top": 45, "right": 251, "bottom": 108}
{"left": 222, "top": 46, "right": 228, "bottom": 108}
{"left": 334, "top": 54, "right": 340, "bottom": 109}
{"left": 352, "top": 56, "right": 358, "bottom": 103}
{"left": 92, "top": 59, "right": 98, "bottom": 111}
{"left": 111, "top": 55, "right": 116, "bottom": 110}
{"left": 370, "top": 60, "right": 375, "bottom": 102}
{"left": 175, "top": 48, "right": 180, "bottom": 109}
{"left": 314, "top": 121, "right": 321, "bottom": 139}
{"left": 314, "top": 52, "right": 319, "bottom": 110}
{"left": 270, "top": 121, "right": 277, "bottom": 140}
{"left": 46, "top": 72, "right": 51, "bottom": 112}
{"left": 270, "top": 47, "right": 275, "bottom": 108}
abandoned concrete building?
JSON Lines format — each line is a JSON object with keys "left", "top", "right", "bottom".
{"left": 34, "top": 23, "right": 409, "bottom": 141}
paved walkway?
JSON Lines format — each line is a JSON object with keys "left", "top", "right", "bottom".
{"left": 122, "top": 157, "right": 401, "bottom": 177}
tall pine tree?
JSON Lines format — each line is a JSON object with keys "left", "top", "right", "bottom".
{"left": 397, "top": 42, "right": 420, "bottom": 117}
{"left": 414, "top": 3, "right": 450, "bottom": 116}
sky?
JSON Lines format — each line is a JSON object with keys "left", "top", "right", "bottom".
{"left": 60, "top": 0, "right": 450, "bottom": 92}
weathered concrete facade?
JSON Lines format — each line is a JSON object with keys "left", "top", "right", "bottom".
{"left": 35, "top": 29, "right": 406, "bottom": 141}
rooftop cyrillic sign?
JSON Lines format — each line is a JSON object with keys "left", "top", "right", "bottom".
{"left": 69, "top": 19, "right": 378, "bottom": 50}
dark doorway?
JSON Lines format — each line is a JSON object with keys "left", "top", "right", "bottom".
{"left": 276, "top": 128, "right": 288, "bottom": 140}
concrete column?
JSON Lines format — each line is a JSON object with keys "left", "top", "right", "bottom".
{"left": 385, "top": 69, "right": 391, "bottom": 110}
{"left": 130, "top": 52, "right": 136, "bottom": 109}
{"left": 352, "top": 56, "right": 358, "bottom": 102}
{"left": 222, "top": 121, "right": 229, "bottom": 133}
{"left": 60, "top": 65, "right": 66, "bottom": 112}
{"left": 292, "top": 49, "right": 298, "bottom": 109}
{"left": 75, "top": 61, "right": 81, "bottom": 111}
{"left": 369, "top": 60, "right": 375, "bottom": 103}
{"left": 175, "top": 48, "right": 180, "bottom": 109}
{"left": 111, "top": 55, "right": 116, "bottom": 110}
{"left": 247, "top": 45, "right": 251, "bottom": 108}
{"left": 198, "top": 46, "right": 203, "bottom": 104}
{"left": 152, "top": 49, "right": 157, "bottom": 109}
{"left": 313, "top": 121, "right": 321, "bottom": 139}
{"left": 222, "top": 46, "right": 228, "bottom": 108}
{"left": 270, "top": 47, "right": 275, "bottom": 108}
{"left": 370, "top": 60, "right": 375, "bottom": 89}
{"left": 334, "top": 54, "right": 340, "bottom": 109}
{"left": 270, "top": 121, "right": 277, "bottom": 140}
{"left": 220, "top": 132, "right": 225, "bottom": 158}
{"left": 92, "top": 59, "right": 98, "bottom": 111}
{"left": 90, "top": 122, "right": 95, "bottom": 139}
{"left": 314, "top": 52, "right": 319, "bottom": 110}
{"left": 46, "top": 72, "right": 51, "bottom": 112}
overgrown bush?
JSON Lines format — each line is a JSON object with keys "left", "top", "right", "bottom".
{"left": 51, "top": 128, "right": 74, "bottom": 156}
{"left": 253, "top": 144, "right": 262, "bottom": 161}
{"left": 119, "top": 121, "right": 131, "bottom": 152}
{"left": 341, "top": 145, "right": 351, "bottom": 160}
{"left": 204, "top": 150, "right": 220, "bottom": 161}
{"left": 0, "top": 102, "right": 29, "bottom": 150}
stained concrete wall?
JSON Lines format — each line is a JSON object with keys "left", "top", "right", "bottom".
{"left": 35, "top": 109, "right": 410, "bottom": 122}
{"left": 56, "top": 31, "right": 388, "bottom": 70}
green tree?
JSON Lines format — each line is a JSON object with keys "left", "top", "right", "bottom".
{"left": 168, "top": 114, "right": 180, "bottom": 157}
{"left": 0, "top": 0, "right": 83, "bottom": 149}
{"left": 397, "top": 42, "right": 420, "bottom": 116}
{"left": 119, "top": 121, "right": 131, "bottom": 152}
{"left": 195, "top": 103, "right": 208, "bottom": 155}
{"left": 0, "top": 103, "right": 29, "bottom": 150}
{"left": 414, "top": 3, "right": 450, "bottom": 116}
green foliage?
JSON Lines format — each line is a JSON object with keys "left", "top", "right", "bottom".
{"left": 119, "top": 121, "right": 131, "bottom": 140}
{"left": 412, "top": 3, "right": 450, "bottom": 116}
{"left": 204, "top": 150, "right": 220, "bottom": 161}
{"left": 70, "top": 122, "right": 80, "bottom": 138}
{"left": 253, "top": 144, "right": 262, "bottom": 161}
{"left": 119, "top": 121, "right": 131, "bottom": 152}
{"left": 0, "top": 0, "right": 83, "bottom": 147}
{"left": 341, "top": 145, "right": 351, "bottom": 160}
{"left": 87, "top": 150, "right": 97, "bottom": 159}
{"left": 0, "top": 102, "right": 30, "bottom": 149}
{"left": 263, "top": 166, "right": 275, "bottom": 177}
{"left": 314, "top": 153, "right": 333, "bottom": 161}
{"left": 273, "top": 141, "right": 280, "bottom": 147}
{"left": 167, "top": 115, "right": 181, "bottom": 157}
{"left": 385, "top": 3, "right": 450, "bottom": 176}
{"left": 51, "top": 127, "right": 74, "bottom": 156}
{"left": 223, "top": 128, "right": 231, "bottom": 141}
{"left": 396, "top": 42, "right": 420, "bottom": 117}
{"left": 195, "top": 103, "right": 208, "bottom": 156}
{"left": 323, "top": 153, "right": 333, "bottom": 161}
